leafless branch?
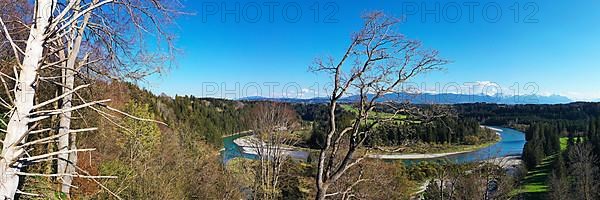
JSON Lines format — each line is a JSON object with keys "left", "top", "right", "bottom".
{"left": 314, "top": 11, "right": 449, "bottom": 199}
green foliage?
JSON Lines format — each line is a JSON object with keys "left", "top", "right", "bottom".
{"left": 368, "top": 116, "right": 495, "bottom": 147}
{"left": 54, "top": 191, "right": 68, "bottom": 200}
{"left": 407, "top": 161, "right": 443, "bottom": 181}
{"left": 421, "top": 103, "right": 600, "bottom": 199}
{"left": 99, "top": 160, "right": 133, "bottom": 178}
{"left": 302, "top": 104, "right": 354, "bottom": 149}
{"left": 352, "top": 161, "right": 417, "bottom": 199}
{"left": 98, "top": 160, "right": 135, "bottom": 198}
{"left": 164, "top": 96, "right": 254, "bottom": 147}
{"left": 463, "top": 135, "right": 480, "bottom": 145}
{"left": 296, "top": 103, "right": 496, "bottom": 149}
{"left": 522, "top": 123, "right": 561, "bottom": 169}
{"left": 121, "top": 102, "right": 161, "bottom": 159}
{"left": 456, "top": 103, "right": 600, "bottom": 132}
{"left": 423, "top": 162, "right": 515, "bottom": 200}
{"left": 74, "top": 83, "right": 245, "bottom": 199}
{"left": 518, "top": 139, "right": 569, "bottom": 199}
{"left": 279, "top": 161, "right": 315, "bottom": 200}
{"left": 553, "top": 151, "right": 566, "bottom": 178}
{"left": 519, "top": 155, "right": 555, "bottom": 197}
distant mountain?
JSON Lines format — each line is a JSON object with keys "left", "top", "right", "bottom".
{"left": 238, "top": 93, "right": 573, "bottom": 105}
{"left": 238, "top": 96, "right": 330, "bottom": 104}
{"left": 361, "top": 93, "right": 572, "bottom": 104}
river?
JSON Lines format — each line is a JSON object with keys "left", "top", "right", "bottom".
{"left": 221, "top": 127, "right": 526, "bottom": 164}
{"left": 403, "top": 127, "right": 526, "bottom": 164}
{"left": 222, "top": 133, "right": 257, "bottom": 163}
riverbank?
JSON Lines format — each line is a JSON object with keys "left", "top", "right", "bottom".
{"left": 367, "top": 126, "right": 503, "bottom": 160}
{"left": 486, "top": 155, "right": 524, "bottom": 177}
{"left": 221, "top": 130, "right": 253, "bottom": 138}
{"left": 233, "top": 136, "right": 310, "bottom": 161}
{"left": 486, "top": 155, "right": 523, "bottom": 168}
{"left": 481, "top": 125, "right": 503, "bottom": 133}
{"left": 367, "top": 150, "right": 471, "bottom": 159}
{"left": 367, "top": 137, "right": 501, "bottom": 160}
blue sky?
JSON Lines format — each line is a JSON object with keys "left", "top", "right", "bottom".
{"left": 145, "top": 0, "right": 600, "bottom": 101}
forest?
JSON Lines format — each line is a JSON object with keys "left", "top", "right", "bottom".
{"left": 456, "top": 103, "right": 600, "bottom": 132}
{"left": 295, "top": 103, "right": 497, "bottom": 150}
{"left": 456, "top": 103, "right": 600, "bottom": 199}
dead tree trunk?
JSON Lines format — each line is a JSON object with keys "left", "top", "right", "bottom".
{"left": 249, "top": 102, "right": 298, "bottom": 199}
{"left": 57, "top": 1, "right": 92, "bottom": 193}
{"left": 0, "top": 0, "right": 55, "bottom": 198}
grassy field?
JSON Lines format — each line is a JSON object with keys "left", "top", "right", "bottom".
{"left": 514, "top": 137, "right": 569, "bottom": 199}
{"left": 560, "top": 137, "right": 569, "bottom": 151}
{"left": 517, "top": 154, "right": 555, "bottom": 199}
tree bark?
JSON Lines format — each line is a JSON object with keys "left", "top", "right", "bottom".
{"left": 315, "top": 183, "right": 329, "bottom": 200}
{"left": 0, "top": 0, "right": 54, "bottom": 198}
{"left": 315, "top": 99, "right": 337, "bottom": 200}
{"left": 57, "top": 1, "right": 91, "bottom": 193}
{"left": 57, "top": 65, "right": 74, "bottom": 193}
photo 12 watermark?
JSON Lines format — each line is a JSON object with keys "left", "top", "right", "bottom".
{"left": 198, "top": 1, "right": 340, "bottom": 23}
{"left": 199, "top": 81, "right": 544, "bottom": 104}
{"left": 400, "top": 1, "right": 539, "bottom": 23}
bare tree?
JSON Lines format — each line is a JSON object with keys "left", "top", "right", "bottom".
{"left": 55, "top": 0, "right": 95, "bottom": 193}
{"left": 0, "top": 0, "right": 180, "bottom": 198}
{"left": 548, "top": 171, "right": 570, "bottom": 200}
{"left": 423, "top": 164, "right": 462, "bottom": 200}
{"left": 0, "top": 1, "right": 56, "bottom": 197}
{"left": 248, "top": 102, "right": 299, "bottom": 199}
{"left": 310, "top": 12, "right": 448, "bottom": 199}
{"left": 424, "top": 162, "right": 515, "bottom": 200}
{"left": 568, "top": 143, "right": 599, "bottom": 200}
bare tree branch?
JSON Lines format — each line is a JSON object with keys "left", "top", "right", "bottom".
{"left": 314, "top": 11, "right": 449, "bottom": 199}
